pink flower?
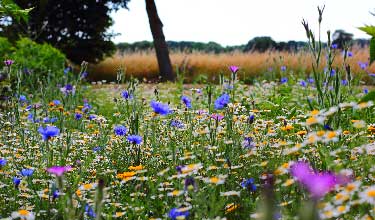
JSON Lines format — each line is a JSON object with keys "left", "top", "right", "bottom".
{"left": 210, "top": 113, "right": 224, "bottom": 121}
{"left": 46, "top": 166, "right": 72, "bottom": 176}
{"left": 290, "top": 162, "right": 342, "bottom": 199}
{"left": 229, "top": 65, "right": 239, "bottom": 74}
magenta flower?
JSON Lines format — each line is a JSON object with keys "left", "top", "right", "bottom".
{"left": 210, "top": 113, "right": 224, "bottom": 121}
{"left": 290, "top": 161, "right": 339, "bottom": 199}
{"left": 229, "top": 65, "right": 239, "bottom": 74}
{"left": 47, "top": 166, "right": 72, "bottom": 176}
{"left": 4, "top": 60, "right": 14, "bottom": 66}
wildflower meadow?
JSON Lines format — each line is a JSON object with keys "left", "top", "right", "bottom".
{"left": 2, "top": 2, "right": 375, "bottom": 220}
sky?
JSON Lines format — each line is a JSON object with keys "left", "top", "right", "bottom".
{"left": 110, "top": 0, "right": 375, "bottom": 46}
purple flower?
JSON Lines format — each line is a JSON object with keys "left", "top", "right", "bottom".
{"left": 214, "top": 93, "right": 230, "bottom": 110}
{"left": 242, "top": 137, "right": 255, "bottom": 149}
{"left": 369, "top": 73, "right": 375, "bottom": 77}
{"left": 127, "top": 135, "right": 142, "bottom": 145}
{"left": 248, "top": 115, "right": 255, "bottom": 124}
{"left": 53, "top": 100, "right": 61, "bottom": 105}
{"left": 60, "top": 84, "right": 75, "bottom": 95}
{"left": 330, "top": 69, "right": 336, "bottom": 76}
{"left": 38, "top": 126, "right": 60, "bottom": 141}
{"left": 80, "top": 71, "right": 88, "bottom": 79}
{"left": 308, "top": 77, "right": 314, "bottom": 84}
{"left": 181, "top": 96, "right": 192, "bottom": 108}
{"left": 347, "top": 51, "right": 353, "bottom": 57}
{"left": 229, "top": 65, "right": 239, "bottom": 74}
{"left": 168, "top": 207, "right": 189, "bottom": 220}
{"left": 331, "top": 44, "right": 338, "bottom": 49}
{"left": 89, "top": 115, "right": 96, "bottom": 120}
{"left": 300, "top": 80, "right": 307, "bottom": 87}
{"left": 364, "top": 88, "right": 369, "bottom": 94}
{"left": 211, "top": 113, "right": 224, "bottom": 121}
{"left": 184, "top": 176, "right": 197, "bottom": 191}
{"left": 4, "top": 60, "right": 14, "bottom": 66}
{"left": 64, "top": 67, "right": 71, "bottom": 75}
{"left": 150, "top": 100, "right": 171, "bottom": 115}
{"left": 358, "top": 61, "right": 368, "bottom": 70}
{"left": 114, "top": 125, "right": 127, "bottom": 136}
{"left": 46, "top": 166, "right": 72, "bottom": 176}
{"left": 281, "top": 66, "right": 287, "bottom": 72}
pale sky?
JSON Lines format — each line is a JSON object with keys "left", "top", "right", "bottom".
{"left": 111, "top": 0, "right": 375, "bottom": 46}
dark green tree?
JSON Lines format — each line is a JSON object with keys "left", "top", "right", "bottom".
{"left": 332, "top": 29, "right": 353, "bottom": 49}
{"left": 244, "top": 36, "right": 277, "bottom": 52}
{"left": 0, "top": 0, "right": 129, "bottom": 64}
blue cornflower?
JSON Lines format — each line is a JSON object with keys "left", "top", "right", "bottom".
{"left": 181, "top": 96, "right": 192, "bottom": 108}
{"left": 13, "top": 177, "right": 21, "bottom": 188}
{"left": 89, "top": 115, "right": 96, "bottom": 120}
{"left": 300, "top": 80, "right": 307, "bottom": 87}
{"left": 330, "top": 69, "right": 336, "bottom": 76}
{"left": 64, "top": 66, "right": 71, "bottom": 75}
{"left": 248, "top": 115, "right": 255, "bottom": 124}
{"left": 214, "top": 93, "right": 230, "bottom": 110}
{"left": 280, "top": 77, "right": 288, "bottom": 84}
{"left": 38, "top": 126, "right": 60, "bottom": 141}
{"left": 114, "top": 125, "right": 127, "bottom": 136}
{"left": 121, "top": 90, "right": 133, "bottom": 100}
{"left": 242, "top": 137, "right": 255, "bottom": 149}
{"left": 0, "top": 158, "right": 7, "bottom": 167}
{"left": 369, "top": 73, "right": 375, "bottom": 77}
{"left": 93, "top": 146, "right": 101, "bottom": 152}
{"left": 308, "top": 77, "right": 314, "bottom": 84}
{"left": 75, "top": 113, "right": 83, "bottom": 120}
{"left": 331, "top": 44, "right": 338, "bottom": 49}
{"left": 168, "top": 207, "right": 190, "bottom": 220}
{"left": 358, "top": 61, "right": 368, "bottom": 70}
{"left": 21, "top": 168, "right": 34, "bottom": 177}
{"left": 347, "top": 51, "right": 353, "bottom": 57}
{"left": 341, "top": 79, "right": 348, "bottom": 86}
{"left": 19, "top": 95, "right": 27, "bottom": 103}
{"left": 364, "top": 88, "right": 369, "bottom": 94}
{"left": 127, "top": 135, "right": 142, "bottom": 145}
{"left": 170, "top": 120, "right": 185, "bottom": 128}
{"left": 324, "top": 124, "right": 333, "bottom": 131}
{"left": 53, "top": 189, "right": 59, "bottom": 199}
{"left": 85, "top": 204, "right": 96, "bottom": 218}
{"left": 241, "top": 178, "right": 257, "bottom": 191}
{"left": 82, "top": 103, "right": 92, "bottom": 112}
{"left": 150, "top": 100, "right": 171, "bottom": 115}
{"left": 80, "top": 71, "right": 88, "bottom": 79}
{"left": 53, "top": 100, "right": 61, "bottom": 105}
{"left": 280, "top": 66, "right": 287, "bottom": 72}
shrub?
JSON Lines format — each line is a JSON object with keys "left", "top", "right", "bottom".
{"left": 11, "top": 38, "right": 65, "bottom": 75}
{"left": 0, "top": 37, "right": 13, "bottom": 59}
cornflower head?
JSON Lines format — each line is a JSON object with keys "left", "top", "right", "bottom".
{"left": 121, "top": 90, "right": 133, "bottom": 100}
{"left": 127, "top": 135, "right": 142, "bottom": 145}
{"left": 168, "top": 207, "right": 190, "bottom": 220}
{"left": 21, "top": 168, "right": 34, "bottom": 177}
{"left": 114, "top": 125, "right": 127, "bottom": 136}
{"left": 38, "top": 125, "right": 60, "bottom": 141}
{"left": 181, "top": 96, "right": 192, "bottom": 108}
{"left": 241, "top": 178, "right": 257, "bottom": 191}
{"left": 150, "top": 100, "right": 171, "bottom": 115}
{"left": 214, "top": 93, "right": 230, "bottom": 110}
{"left": 0, "top": 158, "right": 7, "bottom": 167}
{"left": 4, "top": 59, "right": 14, "bottom": 66}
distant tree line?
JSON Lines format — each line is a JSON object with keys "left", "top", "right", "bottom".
{"left": 117, "top": 33, "right": 370, "bottom": 54}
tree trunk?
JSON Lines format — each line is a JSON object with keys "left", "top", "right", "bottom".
{"left": 145, "top": 0, "right": 175, "bottom": 82}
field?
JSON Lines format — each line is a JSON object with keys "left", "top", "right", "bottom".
{"left": 2, "top": 55, "right": 375, "bottom": 219}
{"left": 89, "top": 47, "right": 375, "bottom": 84}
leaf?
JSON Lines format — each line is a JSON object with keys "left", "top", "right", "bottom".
{"left": 358, "top": 25, "right": 375, "bottom": 37}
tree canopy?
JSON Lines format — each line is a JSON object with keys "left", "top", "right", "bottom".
{"left": 0, "top": 0, "right": 130, "bottom": 64}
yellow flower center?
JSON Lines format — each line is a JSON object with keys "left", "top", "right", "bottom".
{"left": 367, "top": 190, "right": 375, "bottom": 197}
{"left": 18, "top": 210, "right": 29, "bottom": 216}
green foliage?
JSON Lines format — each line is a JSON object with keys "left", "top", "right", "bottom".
{"left": 11, "top": 38, "right": 65, "bottom": 75}
{"left": 360, "top": 89, "right": 375, "bottom": 103}
{"left": 244, "top": 36, "right": 277, "bottom": 52}
{"left": 0, "top": 0, "right": 31, "bottom": 22}
{"left": 0, "top": 37, "right": 13, "bottom": 59}
{"left": 1, "top": 0, "right": 130, "bottom": 64}
{"left": 358, "top": 25, "right": 375, "bottom": 36}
